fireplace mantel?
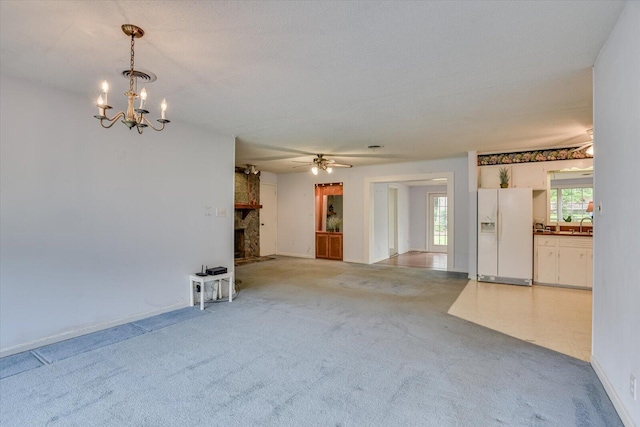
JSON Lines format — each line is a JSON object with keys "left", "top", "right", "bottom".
{"left": 234, "top": 203, "right": 262, "bottom": 220}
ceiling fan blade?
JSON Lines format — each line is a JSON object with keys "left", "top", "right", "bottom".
{"left": 246, "top": 154, "right": 305, "bottom": 161}
{"left": 327, "top": 153, "right": 405, "bottom": 159}
{"left": 571, "top": 142, "right": 593, "bottom": 152}
{"left": 330, "top": 163, "right": 353, "bottom": 168}
{"left": 238, "top": 142, "right": 318, "bottom": 156}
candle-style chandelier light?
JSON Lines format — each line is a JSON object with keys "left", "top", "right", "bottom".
{"left": 93, "top": 24, "right": 170, "bottom": 133}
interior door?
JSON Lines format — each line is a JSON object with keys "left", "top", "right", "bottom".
{"left": 259, "top": 183, "right": 277, "bottom": 256}
{"left": 388, "top": 187, "right": 398, "bottom": 257}
{"left": 428, "top": 193, "right": 448, "bottom": 253}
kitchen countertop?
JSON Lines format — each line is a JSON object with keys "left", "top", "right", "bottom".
{"left": 534, "top": 231, "right": 593, "bottom": 237}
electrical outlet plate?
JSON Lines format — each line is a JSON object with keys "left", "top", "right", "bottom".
{"left": 631, "top": 374, "right": 637, "bottom": 400}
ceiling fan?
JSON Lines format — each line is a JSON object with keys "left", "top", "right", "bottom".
{"left": 294, "top": 154, "right": 353, "bottom": 175}
{"left": 571, "top": 129, "right": 594, "bottom": 155}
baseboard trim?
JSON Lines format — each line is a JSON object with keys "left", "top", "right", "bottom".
{"left": 0, "top": 302, "right": 188, "bottom": 358}
{"left": 591, "top": 354, "right": 636, "bottom": 427}
{"left": 275, "top": 252, "right": 314, "bottom": 259}
{"left": 369, "top": 256, "right": 388, "bottom": 264}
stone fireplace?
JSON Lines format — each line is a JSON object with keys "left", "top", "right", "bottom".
{"left": 234, "top": 228, "right": 246, "bottom": 259}
{"left": 234, "top": 168, "right": 261, "bottom": 260}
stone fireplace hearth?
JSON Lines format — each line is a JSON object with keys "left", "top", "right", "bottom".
{"left": 234, "top": 228, "right": 246, "bottom": 259}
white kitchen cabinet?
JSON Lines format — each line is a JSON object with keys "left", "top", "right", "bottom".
{"left": 480, "top": 163, "right": 547, "bottom": 190}
{"left": 512, "top": 163, "right": 547, "bottom": 190}
{"left": 479, "top": 158, "right": 593, "bottom": 190}
{"left": 586, "top": 249, "right": 593, "bottom": 288}
{"left": 536, "top": 246, "right": 557, "bottom": 284}
{"left": 558, "top": 247, "right": 588, "bottom": 286}
{"left": 534, "top": 235, "right": 592, "bottom": 289}
{"left": 479, "top": 165, "right": 507, "bottom": 189}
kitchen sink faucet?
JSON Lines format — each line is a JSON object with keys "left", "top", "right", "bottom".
{"left": 579, "top": 217, "right": 593, "bottom": 233}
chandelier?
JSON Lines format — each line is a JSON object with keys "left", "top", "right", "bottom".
{"left": 93, "top": 25, "right": 170, "bottom": 133}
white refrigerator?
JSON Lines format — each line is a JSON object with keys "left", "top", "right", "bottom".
{"left": 477, "top": 188, "right": 533, "bottom": 286}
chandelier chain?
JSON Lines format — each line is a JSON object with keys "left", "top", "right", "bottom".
{"left": 129, "top": 32, "right": 135, "bottom": 94}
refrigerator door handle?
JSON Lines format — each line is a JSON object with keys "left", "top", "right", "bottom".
{"left": 494, "top": 206, "right": 498, "bottom": 243}
{"left": 498, "top": 210, "right": 503, "bottom": 243}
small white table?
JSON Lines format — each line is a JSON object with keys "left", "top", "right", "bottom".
{"left": 189, "top": 272, "right": 234, "bottom": 310}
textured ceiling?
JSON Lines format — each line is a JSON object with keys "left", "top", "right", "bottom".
{"left": 0, "top": 1, "right": 625, "bottom": 173}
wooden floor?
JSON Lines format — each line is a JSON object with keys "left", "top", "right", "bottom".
{"left": 375, "top": 251, "right": 447, "bottom": 270}
{"left": 448, "top": 281, "right": 592, "bottom": 361}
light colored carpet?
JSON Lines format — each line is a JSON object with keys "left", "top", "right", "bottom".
{"left": 0, "top": 257, "right": 622, "bottom": 426}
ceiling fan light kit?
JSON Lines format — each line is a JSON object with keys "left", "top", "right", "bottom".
{"left": 309, "top": 154, "right": 351, "bottom": 174}
{"left": 93, "top": 25, "right": 170, "bottom": 134}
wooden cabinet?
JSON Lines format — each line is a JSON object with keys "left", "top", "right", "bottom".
{"left": 534, "top": 235, "right": 592, "bottom": 288}
{"left": 316, "top": 232, "right": 329, "bottom": 258}
{"left": 316, "top": 232, "right": 343, "bottom": 260}
{"left": 328, "top": 233, "right": 343, "bottom": 260}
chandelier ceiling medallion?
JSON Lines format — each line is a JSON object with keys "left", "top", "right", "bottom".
{"left": 93, "top": 24, "right": 170, "bottom": 133}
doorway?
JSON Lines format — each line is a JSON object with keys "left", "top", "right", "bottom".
{"left": 363, "top": 172, "right": 455, "bottom": 271}
{"left": 259, "top": 183, "right": 277, "bottom": 256}
{"left": 315, "top": 183, "right": 343, "bottom": 260}
{"left": 428, "top": 193, "right": 447, "bottom": 253}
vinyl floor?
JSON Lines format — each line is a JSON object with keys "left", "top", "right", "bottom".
{"left": 449, "top": 281, "right": 592, "bottom": 361}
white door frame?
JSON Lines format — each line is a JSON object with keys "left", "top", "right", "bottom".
{"left": 427, "top": 192, "right": 447, "bottom": 253}
{"left": 363, "top": 172, "right": 454, "bottom": 271}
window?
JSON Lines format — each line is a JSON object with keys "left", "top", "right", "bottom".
{"left": 432, "top": 195, "right": 447, "bottom": 246}
{"left": 549, "top": 187, "right": 593, "bottom": 223}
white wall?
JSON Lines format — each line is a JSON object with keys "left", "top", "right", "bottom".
{"left": 0, "top": 76, "right": 235, "bottom": 355}
{"left": 396, "top": 183, "right": 410, "bottom": 255}
{"left": 259, "top": 171, "right": 278, "bottom": 185}
{"left": 592, "top": 3, "right": 640, "bottom": 426}
{"left": 409, "top": 185, "right": 447, "bottom": 251}
{"left": 372, "top": 183, "right": 390, "bottom": 262}
{"left": 276, "top": 155, "right": 469, "bottom": 271}
{"left": 467, "top": 151, "right": 478, "bottom": 279}
{"left": 365, "top": 182, "right": 410, "bottom": 262}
